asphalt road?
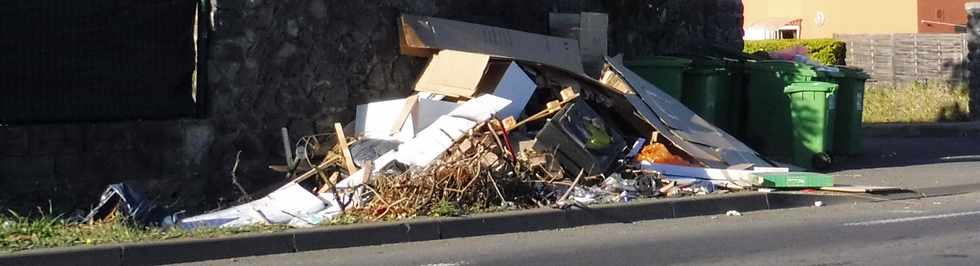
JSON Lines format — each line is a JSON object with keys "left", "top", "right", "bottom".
{"left": 830, "top": 136, "right": 980, "bottom": 190}
{"left": 177, "top": 191, "right": 980, "bottom": 266}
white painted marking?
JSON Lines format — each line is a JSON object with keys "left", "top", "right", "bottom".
{"left": 888, "top": 210, "right": 926, "bottom": 214}
{"left": 420, "top": 261, "right": 469, "bottom": 266}
{"left": 940, "top": 155, "right": 980, "bottom": 161}
{"left": 844, "top": 210, "right": 980, "bottom": 226}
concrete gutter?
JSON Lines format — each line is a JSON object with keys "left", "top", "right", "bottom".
{"left": 863, "top": 121, "right": 980, "bottom": 138}
{"left": 0, "top": 192, "right": 898, "bottom": 266}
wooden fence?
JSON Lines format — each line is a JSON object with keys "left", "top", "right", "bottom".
{"left": 834, "top": 33, "right": 968, "bottom": 83}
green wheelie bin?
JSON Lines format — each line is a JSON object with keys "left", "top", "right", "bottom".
{"left": 723, "top": 57, "right": 749, "bottom": 139}
{"left": 744, "top": 60, "right": 822, "bottom": 160}
{"left": 626, "top": 56, "right": 692, "bottom": 100}
{"left": 785, "top": 82, "right": 838, "bottom": 170}
{"left": 827, "top": 67, "right": 870, "bottom": 155}
{"left": 681, "top": 57, "right": 732, "bottom": 131}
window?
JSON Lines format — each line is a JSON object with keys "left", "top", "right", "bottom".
{"left": 779, "top": 29, "right": 798, "bottom": 39}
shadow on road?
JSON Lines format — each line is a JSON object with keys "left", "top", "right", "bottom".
{"left": 828, "top": 136, "right": 980, "bottom": 171}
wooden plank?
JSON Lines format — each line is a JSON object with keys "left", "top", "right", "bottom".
{"left": 335, "top": 122, "right": 358, "bottom": 174}
{"left": 505, "top": 87, "right": 578, "bottom": 131}
{"left": 390, "top": 94, "right": 419, "bottom": 135}
{"left": 316, "top": 172, "right": 340, "bottom": 194}
{"left": 820, "top": 185, "right": 904, "bottom": 193}
{"left": 288, "top": 156, "right": 340, "bottom": 184}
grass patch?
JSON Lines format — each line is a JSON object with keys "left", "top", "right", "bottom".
{"left": 863, "top": 81, "right": 971, "bottom": 123}
{"left": 0, "top": 210, "right": 288, "bottom": 253}
{"left": 1, "top": 201, "right": 520, "bottom": 253}
{"left": 428, "top": 200, "right": 462, "bottom": 217}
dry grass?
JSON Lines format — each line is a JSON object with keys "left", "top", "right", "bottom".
{"left": 862, "top": 81, "right": 971, "bottom": 123}
{"left": 0, "top": 210, "right": 288, "bottom": 253}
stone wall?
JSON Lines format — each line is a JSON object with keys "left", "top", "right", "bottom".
{"left": 0, "top": 0, "right": 745, "bottom": 214}
{"left": 966, "top": 3, "right": 980, "bottom": 120}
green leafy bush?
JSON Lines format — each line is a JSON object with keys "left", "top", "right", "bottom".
{"left": 744, "top": 39, "right": 846, "bottom": 65}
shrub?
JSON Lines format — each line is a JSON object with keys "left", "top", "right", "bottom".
{"left": 744, "top": 39, "right": 846, "bottom": 66}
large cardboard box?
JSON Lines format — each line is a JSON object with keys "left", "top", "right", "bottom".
{"left": 400, "top": 14, "right": 585, "bottom": 75}
{"left": 414, "top": 50, "right": 537, "bottom": 119}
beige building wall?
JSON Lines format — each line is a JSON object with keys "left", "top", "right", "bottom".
{"left": 801, "top": 0, "right": 918, "bottom": 38}
{"left": 743, "top": 0, "right": 919, "bottom": 38}
{"left": 743, "top": 0, "right": 803, "bottom": 22}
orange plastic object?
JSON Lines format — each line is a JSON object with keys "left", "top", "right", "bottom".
{"left": 636, "top": 143, "right": 692, "bottom": 166}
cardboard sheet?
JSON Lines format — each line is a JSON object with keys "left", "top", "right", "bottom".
{"left": 597, "top": 64, "right": 726, "bottom": 168}
{"left": 394, "top": 94, "right": 511, "bottom": 167}
{"left": 356, "top": 98, "right": 416, "bottom": 141}
{"left": 548, "top": 13, "right": 580, "bottom": 39}
{"left": 355, "top": 97, "right": 459, "bottom": 142}
{"left": 484, "top": 62, "right": 536, "bottom": 119}
{"left": 549, "top": 12, "right": 608, "bottom": 77}
{"left": 399, "top": 14, "right": 585, "bottom": 75}
{"left": 414, "top": 50, "right": 491, "bottom": 97}
{"left": 602, "top": 57, "right": 772, "bottom": 167}
{"left": 178, "top": 183, "right": 330, "bottom": 229}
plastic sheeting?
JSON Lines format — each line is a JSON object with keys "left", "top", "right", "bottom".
{"left": 84, "top": 182, "right": 176, "bottom": 226}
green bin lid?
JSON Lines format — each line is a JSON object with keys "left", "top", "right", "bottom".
{"left": 684, "top": 57, "right": 726, "bottom": 74}
{"left": 625, "top": 56, "right": 693, "bottom": 67}
{"left": 817, "top": 68, "right": 845, "bottom": 78}
{"left": 748, "top": 60, "right": 800, "bottom": 70}
{"left": 688, "top": 57, "right": 726, "bottom": 68}
{"left": 832, "top": 66, "right": 871, "bottom": 80}
{"left": 749, "top": 60, "right": 819, "bottom": 76}
{"left": 784, "top": 81, "right": 838, "bottom": 94}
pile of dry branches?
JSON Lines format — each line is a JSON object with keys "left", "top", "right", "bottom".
{"left": 351, "top": 124, "right": 562, "bottom": 221}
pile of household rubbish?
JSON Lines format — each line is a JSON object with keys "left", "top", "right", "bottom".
{"left": 86, "top": 13, "right": 882, "bottom": 230}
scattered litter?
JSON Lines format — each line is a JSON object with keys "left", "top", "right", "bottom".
{"left": 636, "top": 142, "right": 692, "bottom": 166}
{"left": 85, "top": 182, "right": 177, "bottom": 227}
{"left": 349, "top": 139, "right": 400, "bottom": 166}
{"left": 80, "top": 13, "right": 883, "bottom": 230}
{"left": 179, "top": 183, "right": 336, "bottom": 229}
{"left": 814, "top": 201, "right": 824, "bottom": 207}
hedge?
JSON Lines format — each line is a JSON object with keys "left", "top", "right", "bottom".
{"left": 743, "top": 39, "right": 846, "bottom": 66}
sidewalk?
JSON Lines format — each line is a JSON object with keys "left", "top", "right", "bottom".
{"left": 830, "top": 134, "right": 980, "bottom": 193}
{"left": 863, "top": 121, "right": 980, "bottom": 138}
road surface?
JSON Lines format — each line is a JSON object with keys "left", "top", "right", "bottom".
{"left": 177, "top": 191, "right": 980, "bottom": 266}
{"left": 831, "top": 136, "right": 980, "bottom": 190}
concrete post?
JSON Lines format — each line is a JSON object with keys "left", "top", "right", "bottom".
{"left": 966, "top": 2, "right": 980, "bottom": 120}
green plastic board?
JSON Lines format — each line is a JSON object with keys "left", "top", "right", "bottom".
{"left": 751, "top": 172, "right": 834, "bottom": 188}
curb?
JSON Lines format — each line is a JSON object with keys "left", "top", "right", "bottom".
{"left": 863, "top": 122, "right": 980, "bottom": 138}
{"left": 0, "top": 192, "right": 880, "bottom": 266}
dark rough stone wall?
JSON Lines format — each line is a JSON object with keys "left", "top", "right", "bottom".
{"left": 0, "top": 0, "right": 744, "bottom": 214}
{"left": 967, "top": 4, "right": 980, "bottom": 120}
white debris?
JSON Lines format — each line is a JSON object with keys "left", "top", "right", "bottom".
{"left": 725, "top": 210, "right": 742, "bottom": 216}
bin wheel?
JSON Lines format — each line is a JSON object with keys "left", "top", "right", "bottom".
{"left": 812, "top": 153, "right": 833, "bottom": 170}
